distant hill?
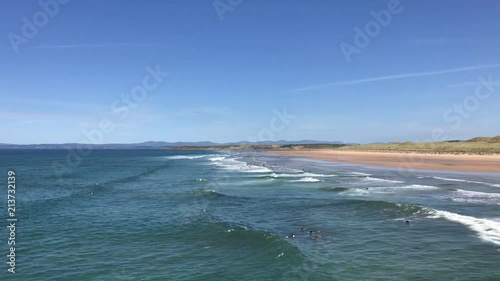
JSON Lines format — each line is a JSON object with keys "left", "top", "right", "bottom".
{"left": 337, "top": 135, "right": 500, "bottom": 155}
{"left": 0, "top": 140, "right": 347, "bottom": 149}
{"left": 0, "top": 141, "right": 215, "bottom": 149}
{"left": 174, "top": 143, "right": 349, "bottom": 150}
{"left": 466, "top": 136, "right": 500, "bottom": 143}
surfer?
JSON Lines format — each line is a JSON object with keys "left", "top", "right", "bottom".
{"left": 287, "top": 234, "right": 296, "bottom": 239}
{"left": 405, "top": 220, "right": 410, "bottom": 225}
{"left": 298, "top": 227, "right": 306, "bottom": 231}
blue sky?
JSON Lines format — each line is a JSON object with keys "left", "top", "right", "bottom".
{"left": 1, "top": 0, "right": 500, "bottom": 144}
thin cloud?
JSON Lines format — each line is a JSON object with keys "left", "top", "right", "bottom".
{"left": 35, "top": 42, "right": 166, "bottom": 49}
{"left": 448, "top": 81, "right": 500, "bottom": 88}
{"left": 293, "top": 63, "right": 500, "bottom": 92}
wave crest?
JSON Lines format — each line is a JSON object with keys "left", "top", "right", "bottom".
{"left": 429, "top": 210, "right": 500, "bottom": 246}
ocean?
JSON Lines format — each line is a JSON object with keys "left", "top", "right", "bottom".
{"left": 1, "top": 149, "right": 500, "bottom": 280}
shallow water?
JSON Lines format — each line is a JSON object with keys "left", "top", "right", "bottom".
{"left": 1, "top": 149, "right": 500, "bottom": 280}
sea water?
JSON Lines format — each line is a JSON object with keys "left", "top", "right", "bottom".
{"left": 1, "top": 149, "right": 500, "bottom": 280}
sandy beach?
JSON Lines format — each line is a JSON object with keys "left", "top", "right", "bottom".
{"left": 268, "top": 150, "right": 500, "bottom": 173}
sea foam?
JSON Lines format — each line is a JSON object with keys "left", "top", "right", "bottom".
{"left": 210, "top": 157, "right": 273, "bottom": 173}
{"left": 290, "top": 177, "right": 322, "bottom": 183}
{"left": 166, "top": 155, "right": 208, "bottom": 160}
{"left": 362, "top": 177, "right": 404, "bottom": 184}
{"left": 450, "top": 189, "right": 500, "bottom": 204}
{"left": 429, "top": 210, "right": 500, "bottom": 246}
{"left": 433, "top": 177, "right": 500, "bottom": 188}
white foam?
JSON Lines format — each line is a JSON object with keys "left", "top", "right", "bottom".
{"left": 210, "top": 157, "right": 273, "bottom": 173}
{"left": 429, "top": 210, "right": 500, "bottom": 246}
{"left": 208, "top": 156, "right": 226, "bottom": 161}
{"left": 305, "top": 172, "right": 336, "bottom": 178}
{"left": 450, "top": 189, "right": 500, "bottom": 204}
{"left": 269, "top": 173, "right": 302, "bottom": 178}
{"left": 433, "top": 177, "right": 500, "bottom": 188}
{"left": 455, "top": 189, "right": 500, "bottom": 199}
{"left": 270, "top": 172, "right": 336, "bottom": 178}
{"left": 349, "top": 172, "right": 371, "bottom": 176}
{"left": 384, "top": 184, "right": 438, "bottom": 191}
{"left": 166, "top": 155, "right": 208, "bottom": 160}
{"left": 363, "top": 177, "right": 404, "bottom": 184}
{"left": 366, "top": 184, "right": 438, "bottom": 193}
{"left": 400, "top": 184, "right": 439, "bottom": 190}
{"left": 433, "top": 176, "right": 467, "bottom": 182}
{"left": 432, "top": 177, "right": 466, "bottom": 181}
{"left": 290, "top": 177, "right": 322, "bottom": 183}
{"left": 339, "top": 188, "right": 369, "bottom": 196}
{"left": 452, "top": 198, "right": 492, "bottom": 204}
{"left": 241, "top": 166, "right": 273, "bottom": 173}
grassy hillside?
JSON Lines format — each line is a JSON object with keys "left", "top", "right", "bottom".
{"left": 171, "top": 143, "right": 347, "bottom": 150}
{"left": 337, "top": 136, "right": 500, "bottom": 155}
{"left": 171, "top": 136, "right": 500, "bottom": 155}
{"left": 467, "top": 136, "right": 500, "bottom": 143}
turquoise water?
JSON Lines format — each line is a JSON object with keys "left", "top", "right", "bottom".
{"left": 1, "top": 149, "right": 500, "bottom": 280}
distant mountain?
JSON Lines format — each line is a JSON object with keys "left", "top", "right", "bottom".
{"left": 224, "top": 140, "right": 345, "bottom": 146}
{"left": 0, "top": 140, "right": 346, "bottom": 149}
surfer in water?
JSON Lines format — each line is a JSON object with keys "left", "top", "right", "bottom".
{"left": 287, "top": 234, "right": 296, "bottom": 239}
{"left": 298, "top": 226, "right": 306, "bottom": 231}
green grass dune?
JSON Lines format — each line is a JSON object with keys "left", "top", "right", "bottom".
{"left": 172, "top": 136, "right": 500, "bottom": 155}
{"left": 338, "top": 136, "right": 500, "bottom": 155}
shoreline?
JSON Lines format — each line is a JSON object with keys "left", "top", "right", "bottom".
{"left": 267, "top": 150, "right": 500, "bottom": 173}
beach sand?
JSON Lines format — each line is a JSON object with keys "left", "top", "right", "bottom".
{"left": 268, "top": 150, "right": 500, "bottom": 173}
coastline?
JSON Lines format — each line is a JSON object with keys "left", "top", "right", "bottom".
{"left": 267, "top": 150, "right": 500, "bottom": 173}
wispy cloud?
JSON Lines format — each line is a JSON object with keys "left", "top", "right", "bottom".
{"left": 448, "top": 81, "right": 500, "bottom": 88}
{"left": 35, "top": 43, "right": 166, "bottom": 49}
{"left": 293, "top": 63, "right": 500, "bottom": 92}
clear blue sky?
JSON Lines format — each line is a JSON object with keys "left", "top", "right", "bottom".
{"left": 1, "top": 0, "right": 499, "bottom": 144}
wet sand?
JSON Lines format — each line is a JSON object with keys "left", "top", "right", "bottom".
{"left": 268, "top": 150, "right": 500, "bottom": 173}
